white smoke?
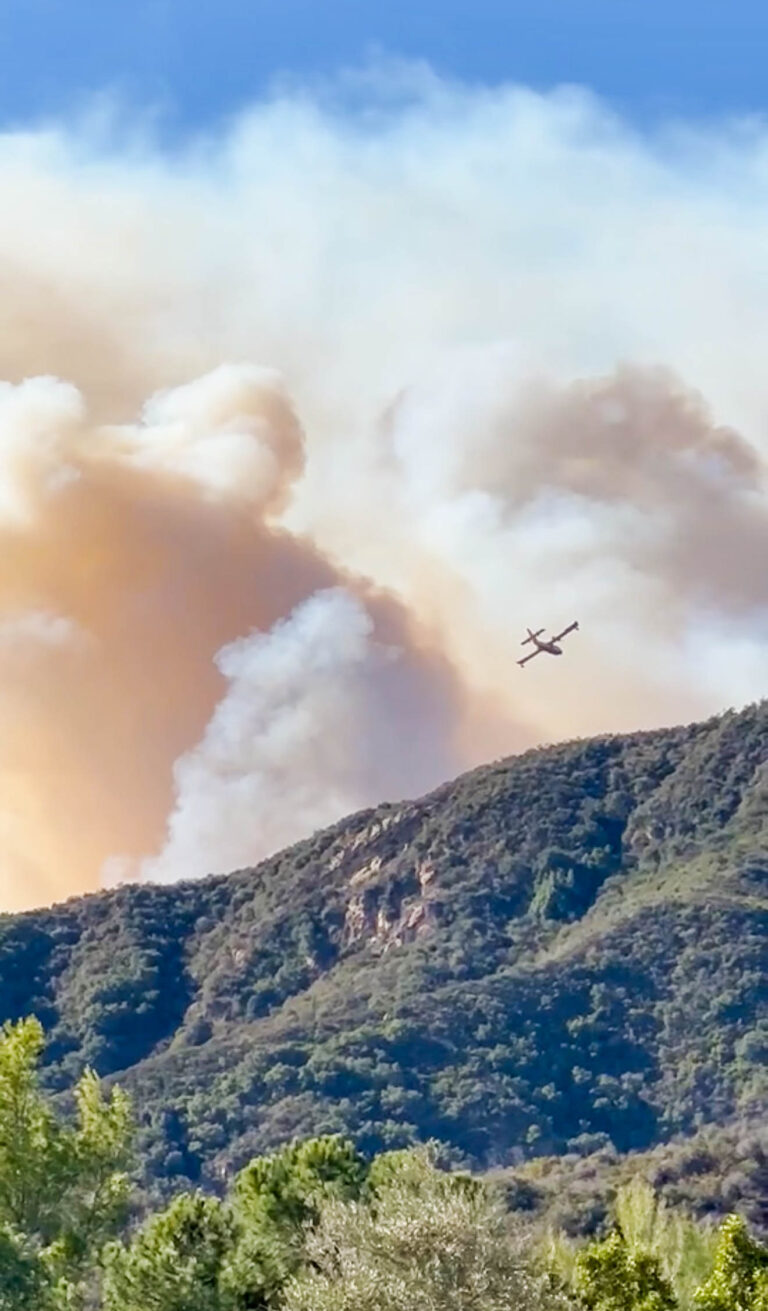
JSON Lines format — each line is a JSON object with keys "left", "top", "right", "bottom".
{"left": 0, "top": 376, "right": 85, "bottom": 525}
{"left": 114, "top": 364, "right": 305, "bottom": 509}
{"left": 142, "top": 588, "right": 460, "bottom": 884}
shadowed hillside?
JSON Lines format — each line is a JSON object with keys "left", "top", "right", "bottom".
{"left": 0, "top": 701, "right": 765, "bottom": 1211}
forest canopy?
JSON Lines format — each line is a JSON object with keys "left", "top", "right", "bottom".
{"left": 1, "top": 1015, "right": 767, "bottom": 1311}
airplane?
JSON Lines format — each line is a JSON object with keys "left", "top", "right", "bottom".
{"left": 517, "top": 621, "right": 579, "bottom": 668}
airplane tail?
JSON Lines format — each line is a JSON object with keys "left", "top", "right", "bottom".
{"left": 521, "top": 626, "right": 545, "bottom": 647}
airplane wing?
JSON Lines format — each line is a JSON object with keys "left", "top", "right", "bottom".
{"left": 517, "top": 649, "right": 543, "bottom": 667}
{"left": 552, "top": 621, "right": 578, "bottom": 643}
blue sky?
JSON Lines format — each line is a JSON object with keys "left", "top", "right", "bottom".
{"left": 1, "top": 0, "right": 768, "bottom": 135}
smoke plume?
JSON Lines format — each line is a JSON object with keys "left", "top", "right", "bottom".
{"left": 138, "top": 587, "right": 473, "bottom": 885}
{"left": 0, "top": 67, "right": 767, "bottom": 910}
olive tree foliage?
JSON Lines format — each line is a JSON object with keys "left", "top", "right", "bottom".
{"left": 0, "top": 1017, "right": 133, "bottom": 1311}
{"left": 283, "top": 1145, "right": 572, "bottom": 1311}
{"left": 693, "top": 1215, "right": 768, "bottom": 1311}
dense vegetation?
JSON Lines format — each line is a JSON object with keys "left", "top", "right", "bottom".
{"left": 2, "top": 1017, "right": 767, "bottom": 1311}
{"left": 0, "top": 701, "right": 765, "bottom": 1224}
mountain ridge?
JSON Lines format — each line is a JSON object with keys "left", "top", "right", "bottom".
{"left": 1, "top": 701, "right": 766, "bottom": 1215}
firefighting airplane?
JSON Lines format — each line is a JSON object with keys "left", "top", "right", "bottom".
{"left": 517, "top": 621, "right": 579, "bottom": 668}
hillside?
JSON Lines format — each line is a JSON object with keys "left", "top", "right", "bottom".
{"left": 1, "top": 701, "right": 766, "bottom": 1219}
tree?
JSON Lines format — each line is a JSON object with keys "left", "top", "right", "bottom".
{"left": 102, "top": 1192, "right": 238, "bottom": 1311}
{"left": 102, "top": 1135, "right": 369, "bottom": 1311}
{"left": 0, "top": 1016, "right": 132, "bottom": 1309}
{"left": 693, "top": 1215, "right": 768, "bottom": 1311}
{"left": 364, "top": 1142, "right": 479, "bottom": 1200}
{"left": 574, "top": 1230, "right": 677, "bottom": 1311}
{"left": 614, "top": 1177, "right": 717, "bottom": 1309}
{"left": 283, "top": 1145, "right": 568, "bottom": 1311}
{"left": 546, "top": 1177, "right": 717, "bottom": 1311}
{"left": 225, "top": 1134, "right": 369, "bottom": 1308}
{"left": 0, "top": 1226, "right": 51, "bottom": 1311}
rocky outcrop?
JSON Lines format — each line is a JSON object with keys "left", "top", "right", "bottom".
{"left": 342, "top": 856, "right": 437, "bottom": 952}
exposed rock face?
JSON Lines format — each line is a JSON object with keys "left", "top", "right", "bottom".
{"left": 342, "top": 852, "right": 436, "bottom": 951}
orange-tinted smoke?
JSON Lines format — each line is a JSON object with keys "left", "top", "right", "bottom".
{"left": 0, "top": 373, "right": 323, "bottom": 909}
{"left": 0, "top": 370, "right": 517, "bottom": 913}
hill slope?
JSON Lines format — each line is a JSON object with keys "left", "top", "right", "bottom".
{"left": 1, "top": 702, "right": 766, "bottom": 1207}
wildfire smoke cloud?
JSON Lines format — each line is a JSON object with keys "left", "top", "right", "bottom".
{"left": 1, "top": 68, "right": 767, "bottom": 910}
